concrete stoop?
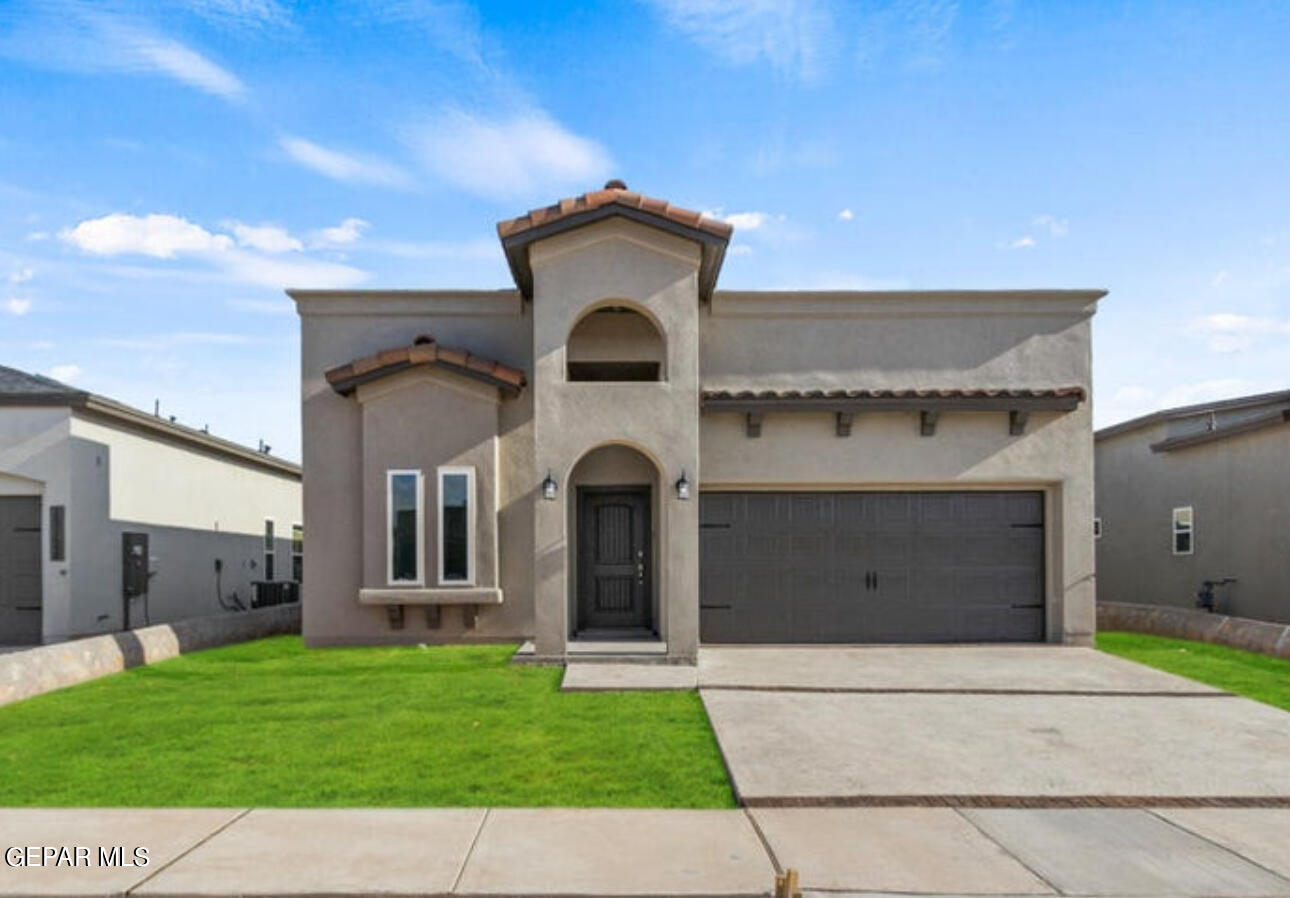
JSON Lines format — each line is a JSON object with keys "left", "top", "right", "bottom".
{"left": 3, "top": 806, "right": 1290, "bottom": 897}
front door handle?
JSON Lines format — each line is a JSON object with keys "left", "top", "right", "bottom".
{"left": 636, "top": 550, "right": 645, "bottom": 584}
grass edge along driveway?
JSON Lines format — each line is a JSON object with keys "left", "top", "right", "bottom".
{"left": 1098, "top": 630, "right": 1290, "bottom": 713}
{"left": 0, "top": 637, "right": 735, "bottom": 808}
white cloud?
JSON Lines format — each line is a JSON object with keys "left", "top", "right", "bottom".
{"left": 1032, "top": 213, "right": 1069, "bottom": 238}
{"left": 1211, "top": 269, "right": 1230, "bottom": 287}
{"left": 727, "top": 244, "right": 754, "bottom": 256}
{"left": 279, "top": 136, "right": 410, "bottom": 187}
{"left": 229, "top": 221, "right": 302, "bottom": 253}
{"left": 7, "top": 267, "right": 34, "bottom": 284}
{"left": 48, "top": 364, "right": 83, "bottom": 383}
{"left": 59, "top": 212, "right": 368, "bottom": 289}
{"left": 126, "top": 32, "right": 245, "bottom": 100}
{"left": 0, "top": 8, "right": 245, "bottom": 102}
{"left": 837, "top": 208, "right": 854, "bottom": 221}
{"left": 312, "top": 217, "right": 370, "bottom": 247}
{"left": 1187, "top": 312, "right": 1290, "bottom": 353}
{"left": 61, "top": 213, "right": 233, "bottom": 258}
{"left": 1002, "top": 235, "right": 1035, "bottom": 250}
{"left": 407, "top": 108, "right": 612, "bottom": 200}
{"left": 644, "top": 0, "right": 837, "bottom": 81}
{"left": 723, "top": 211, "right": 771, "bottom": 230}
{"left": 4, "top": 298, "right": 32, "bottom": 316}
{"left": 184, "top": 0, "right": 291, "bottom": 28}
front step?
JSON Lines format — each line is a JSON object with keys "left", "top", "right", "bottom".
{"left": 561, "top": 662, "right": 698, "bottom": 692}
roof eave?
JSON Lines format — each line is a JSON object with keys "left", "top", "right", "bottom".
{"left": 499, "top": 204, "right": 731, "bottom": 303}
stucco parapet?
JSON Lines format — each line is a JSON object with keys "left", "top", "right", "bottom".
{"left": 289, "top": 289, "right": 523, "bottom": 318}
{"left": 710, "top": 289, "right": 1104, "bottom": 319}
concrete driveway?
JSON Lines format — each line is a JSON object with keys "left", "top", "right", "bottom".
{"left": 698, "top": 646, "right": 1290, "bottom": 806}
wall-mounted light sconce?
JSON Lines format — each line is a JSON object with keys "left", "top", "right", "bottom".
{"left": 541, "top": 470, "right": 558, "bottom": 501}
{"left": 675, "top": 470, "right": 691, "bottom": 501}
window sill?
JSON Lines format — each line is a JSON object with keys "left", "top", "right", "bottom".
{"left": 359, "top": 587, "right": 503, "bottom": 606}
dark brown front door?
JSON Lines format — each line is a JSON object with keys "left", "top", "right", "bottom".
{"left": 577, "top": 488, "right": 651, "bottom": 634}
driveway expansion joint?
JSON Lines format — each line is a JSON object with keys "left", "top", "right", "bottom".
{"left": 741, "top": 795, "right": 1290, "bottom": 809}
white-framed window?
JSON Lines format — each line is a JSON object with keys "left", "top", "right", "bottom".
{"left": 1093, "top": 517, "right": 1102, "bottom": 539}
{"left": 438, "top": 466, "right": 476, "bottom": 585}
{"left": 387, "top": 470, "right": 425, "bottom": 585}
{"left": 291, "top": 523, "right": 303, "bottom": 582}
{"left": 263, "top": 518, "right": 275, "bottom": 581}
{"left": 1172, "top": 506, "right": 1194, "bottom": 555}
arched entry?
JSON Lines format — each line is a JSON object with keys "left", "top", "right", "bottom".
{"left": 567, "top": 443, "right": 660, "bottom": 637}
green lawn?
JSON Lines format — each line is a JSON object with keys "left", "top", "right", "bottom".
{"left": 0, "top": 637, "right": 734, "bottom": 808}
{"left": 1098, "top": 631, "right": 1290, "bottom": 713}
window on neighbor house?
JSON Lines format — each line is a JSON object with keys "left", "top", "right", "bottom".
{"left": 1093, "top": 517, "right": 1102, "bottom": 540}
{"left": 438, "top": 467, "right": 474, "bottom": 584}
{"left": 291, "top": 524, "right": 303, "bottom": 582}
{"left": 1172, "top": 506, "right": 1194, "bottom": 555}
{"left": 49, "top": 505, "right": 66, "bottom": 561}
{"left": 388, "top": 470, "right": 423, "bottom": 584}
{"left": 566, "top": 306, "right": 665, "bottom": 382}
{"left": 263, "top": 519, "right": 275, "bottom": 580}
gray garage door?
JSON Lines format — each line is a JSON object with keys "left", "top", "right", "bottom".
{"left": 0, "top": 496, "right": 42, "bottom": 645}
{"left": 700, "top": 491, "right": 1044, "bottom": 643}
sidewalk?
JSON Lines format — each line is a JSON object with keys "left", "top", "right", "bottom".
{"left": 3, "top": 805, "right": 1289, "bottom": 897}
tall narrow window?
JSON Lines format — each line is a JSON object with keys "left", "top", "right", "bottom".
{"left": 388, "top": 470, "right": 423, "bottom": 584}
{"left": 291, "top": 524, "right": 303, "bottom": 582}
{"left": 1172, "top": 506, "right": 1194, "bottom": 555}
{"left": 50, "top": 505, "right": 66, "bottom": 561}
{"left": 263, "top": 519, "right": 275, "bottom": 580}
{"left": 438, "top": 467, "right": 475, "bottom": 584}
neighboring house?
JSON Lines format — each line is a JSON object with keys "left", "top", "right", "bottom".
{"left": 0, "top": 366, "right": 302, "bottom": 645}
{"left": 294, "top": 182, "right": 1104, "bottom": 662}
{"left": 1095, "top": 389, "right": 1290, "bottom": 624}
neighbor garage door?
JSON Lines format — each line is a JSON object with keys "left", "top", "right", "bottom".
{"left": 700, "top": 491, "right": 1044, "bottom": 643}
{"left": 0, "top": 496, "right": 42, "bottom": 645}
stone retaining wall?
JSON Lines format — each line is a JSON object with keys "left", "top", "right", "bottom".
{"left": 0, "top": 603, "right": 301, "bottom": 707}
{"left": 1098, "top": 601, "right": 1290, "bottom": 659}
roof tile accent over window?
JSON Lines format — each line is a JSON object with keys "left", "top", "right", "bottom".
{"left": 325, "top": 336, "right": 526, "bottom": 397}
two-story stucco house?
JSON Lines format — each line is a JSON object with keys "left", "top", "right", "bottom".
{"left": 293, "top": 182, "right": 1104, "bottom": 663}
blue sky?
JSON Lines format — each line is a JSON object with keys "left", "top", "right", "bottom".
{"left": 2, "top": 0, "right": 1288, "bottom": 462}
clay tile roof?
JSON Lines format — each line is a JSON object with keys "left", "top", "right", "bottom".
{"left": 496, "top": 181, "right": 734, "bottom": 303}
{"left": 497, "top": 185, "right": 733, "bottom": 241}
{"left": 325, "top": 338, "right": 527, "bottom": 398}
{"left": 701, "top": 387, "right": 1086, "bottom": 402}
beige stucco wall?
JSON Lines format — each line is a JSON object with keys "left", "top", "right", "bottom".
{"left": 529, "top": 218, "right": 704, "bottom": 661}
{"left": 356, "top": 368, "right": 499, "bottom": 593}
{"left": 1096, "top": 421, "right": 1290, "bottom": 624}
{"left": 293, "top": 237, "right": 1100, "bottom": 652}
{"left": 294, "top": 291, "right": 533, "bottom": 646}
{"left": 699, "top": 291, "right": 1099, "bottom": 645}
{"left": 566, "top": 308, "right": 665, "bottom": 366}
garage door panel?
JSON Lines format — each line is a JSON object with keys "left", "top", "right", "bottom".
{"left": 700, "top": 491, "right": 1045, "bottom": 644}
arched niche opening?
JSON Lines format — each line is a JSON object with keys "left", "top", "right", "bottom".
{"left": 565, "top": 305, "right": 665, "bottom": 382}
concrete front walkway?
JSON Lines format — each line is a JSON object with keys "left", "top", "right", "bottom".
{"left": 3, "top": 806, "right": 1290, "bottom": 897}
{"left": 698, "top": 645, "right": 1290, "bottom": 805}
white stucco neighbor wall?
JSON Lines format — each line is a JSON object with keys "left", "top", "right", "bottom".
{"left": 0, "top": 405, "right": 301, "bottom": 643}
